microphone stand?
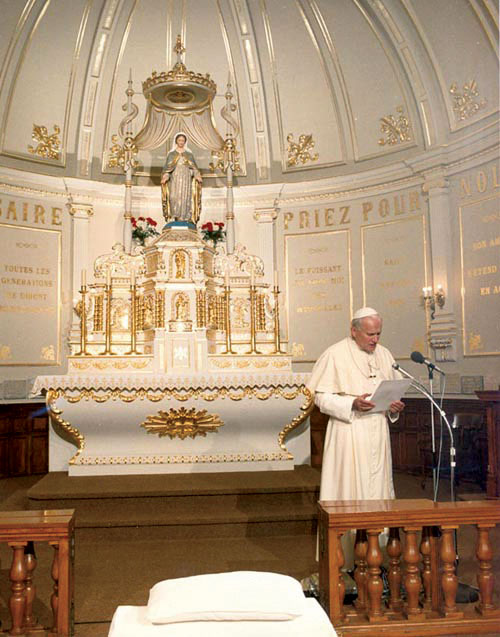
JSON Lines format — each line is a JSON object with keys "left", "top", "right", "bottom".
{"left": 428, "top": 366, "right": 437, "bottom": 501}
{"left": 394, "top": 364, "right": 455, "bottom": 503}
{"left": 395, "top": 363, "right": 478, "bottom": 602}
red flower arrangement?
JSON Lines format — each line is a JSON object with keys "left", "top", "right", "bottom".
{"left": 201, "top": 221, "right": 225, "bottom": 247}
{"left": 131, "top": 216, "right": 160, "bottom": 246}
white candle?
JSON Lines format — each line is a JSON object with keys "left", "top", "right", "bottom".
{"left": 81, "top": 269, "right": 86, "bottom": 287}
{"left": 274, "top": 270, "right": 278, "bottom": 288}
{"left": 225, "top": 271, "right": 230, "bottom": 288}
{"left": 131, "top": 269, "right": 135, "bottom": 286}
{"left": 106, "top": 269, "right": 111, "bottom": 286}
{"left": 250, "top": 267, "right": 255, "bottom": 288}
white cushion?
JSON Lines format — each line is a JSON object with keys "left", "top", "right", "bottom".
{"left": 146, "top": 571, "right": 308, "bottom": 624}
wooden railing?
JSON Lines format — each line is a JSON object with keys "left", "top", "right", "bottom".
{"left": 0, "top": 509, "right": 75, "bottom": 636}
{"left": 318, "top": 499, "right": 500, "bottom": 636}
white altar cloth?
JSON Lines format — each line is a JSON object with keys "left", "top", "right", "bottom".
{"left": 32, "top": 372, "right": 312, "bottom": 476}
{"left": 108, "top": 600, "right": 337, "bottom": 637}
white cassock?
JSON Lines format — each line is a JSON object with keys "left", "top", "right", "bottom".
{"left": 308, "top": 336, "right": 401, "bottom": 566}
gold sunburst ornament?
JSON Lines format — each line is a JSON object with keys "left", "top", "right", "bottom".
{"left": 140, "top": 407, "right": 224, "bottom": 439}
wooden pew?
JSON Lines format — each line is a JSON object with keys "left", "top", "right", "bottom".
{"left": 0, "top": 509, "right": 75, "bottom": 636}
{"left": 318, "top": 498, "right": 500, "bottom": 635}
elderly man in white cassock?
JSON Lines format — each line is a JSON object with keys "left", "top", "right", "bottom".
{"left": 308, "top": 307, "right": 405, "bottom": 568}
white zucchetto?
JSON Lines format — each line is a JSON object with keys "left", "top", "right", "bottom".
{"left": 352, "top": 307, "right": 379, "bottom": 320}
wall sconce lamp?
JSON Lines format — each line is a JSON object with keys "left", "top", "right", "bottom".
{"left": 422, "top": 285, "right": 446, "bottom": 319}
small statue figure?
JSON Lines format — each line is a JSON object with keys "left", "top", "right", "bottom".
{"left": 174, "top": 250, "right": 186, "bottom": 279}
{"left": 174, "top": 293, "right": 189, "bottom": 321}
{"left": 161, "top": 133, "right": 202, "bottom": 225}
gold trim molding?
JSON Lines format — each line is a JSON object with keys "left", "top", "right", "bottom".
{"left": 51, "top": 386, "right": 305, "bottom": 404}
{"left": 73, "top": 451, "right": 291, "bottom": 466}
{"left": 28, "top": 124, "right": 61, "bottom": 160}
{"left": 140, "top": 407, "right": 223, "bottom": 440}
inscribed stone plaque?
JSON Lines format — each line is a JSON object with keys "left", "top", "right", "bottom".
{"left": 460, "top": 193, "right": 500, "bottom": 356}
{"left": 0, "top": 224, "right": 61, "bottom": 365}
{"left": 285, "top": 230, "right": 351, "bottom": 362}
{"left": 362, "top": 216, "right": 428, "bottom": 359}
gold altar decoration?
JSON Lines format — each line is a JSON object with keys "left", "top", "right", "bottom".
{"left": 378, "top": 106, "right": 411, "bottom": 146}
{"left": 28, "top": 124, "right": 61, "bottom": 160}
{"left": 278, "top": 388, "right": 313, "bottom": 456}
{"left": 449, "top": 79, "right": 487, "bottom": 121}
{"left": 286, "top": 133, "right": 319, "bottom": 167}
{"left": 140, "top": 407, "right": 224, "bottom": 440}
{"left": 47, "top": 390, "right": 85, "bottom": 464}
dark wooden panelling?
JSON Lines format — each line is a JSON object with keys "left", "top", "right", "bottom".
{"left": 310, "top": 398, "right": 488, "bottom": 488}
{"left": 0, "top": 403, "right": 48, "bottom": 477}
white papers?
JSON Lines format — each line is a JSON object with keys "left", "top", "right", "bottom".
{"left": 368, "top": 379, "right": 412, "bottom": 413}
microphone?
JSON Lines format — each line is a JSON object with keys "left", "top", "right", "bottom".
{"left": 410, "top": 351, "right": 445, "bottom": 375}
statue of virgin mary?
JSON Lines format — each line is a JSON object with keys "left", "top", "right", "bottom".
{"left": 161, "top": 133, "right": 202, "bottom": 225}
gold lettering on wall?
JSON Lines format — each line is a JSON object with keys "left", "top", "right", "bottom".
{"left": 0, "top": 199, "right": 64, "bottom": 227}
{"left": 283, "top": 190, "right": 421, "bottom": 233}
{"left": 460, "top": 165, "right": 500, "bottom": 199}
{"left": 459, "top": 175, "right": 500, "bottom": 355}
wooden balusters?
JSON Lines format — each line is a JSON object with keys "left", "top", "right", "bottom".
{"left": 420, "top": 526, "right": 432, "bottom": 610}
{"left": 403, "top": 527, "right": 424, "bottom": 620}
{"left": 353, "top": 530, "right": 368, "bottom": 611}
{"left": 318, "top": 498, "right": 500, "bottom": 635}
{"left": 366, "top": 529, "right": 387, "bottom": 622}
{"left": 387, "top": 527, "right": 403, "bottom": 612}
{"left": 475, "top": 524, "right": 498, "bottom": 617}
{"left": 49, "top": 541, "right": 60, "bottom": 635}
{"left": 440, "top": 526, "right": 463, "bottom": 618}
{"left": 8, "top": 541, "right": 27, "bottom": 636}
{"left": 0, "top": 510, "right": 74, "bottom": 637}
{"left": 23, "top": 541, "right": 38, "bottom": 630}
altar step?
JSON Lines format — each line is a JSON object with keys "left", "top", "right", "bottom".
{"left": 27, "top": 465, "right": 320, "bottom": 538}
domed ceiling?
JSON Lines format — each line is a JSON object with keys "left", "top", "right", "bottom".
{"left": 0, "top": 0, "right": 497, "bottom": 186}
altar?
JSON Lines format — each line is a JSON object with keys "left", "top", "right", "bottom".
{"left": 31, "top": 39, "right": 312, "bottom": 476}
{"left": 32, "top": 372, "right": 311, "bottom": 476}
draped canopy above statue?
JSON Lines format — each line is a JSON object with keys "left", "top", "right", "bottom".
{"left": 134, "top": 58, "right": 224, "bottom": 152}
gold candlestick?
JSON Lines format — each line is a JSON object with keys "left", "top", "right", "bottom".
{"left": 248, "top": 284, "right": 261, "bottom": 354}
{"left": 222, "top": 284, "right": 235, "bottom": 354}
{"left": 272, "top": 285, "right": 283, "bottom": 354}
{"left": 101, "top": 280, "right": 115, "bottom": 355}
{"left": 77, "top": 285, "right": 91, "bottom": 355}
{"left": 125, "top": 282, "right": 139, "bottom": 355}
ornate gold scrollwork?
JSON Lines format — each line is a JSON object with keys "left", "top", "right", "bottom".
{"left": 140, "top": 407, "right": 224, "bottom": 440}
{"left": 378, "top": 106, "right": 411, "bottom": 146}
{"left": 278, "top": 387, "right": 314, "bottom": 458}
{"left": 46, "top": 390, "right": 85, "bottom": 464}
{"left": 107, "top": 134, "right": 138, "bottom": 170}
{"left": 28, "top": 124, "right": 61, "bottom": 160}
{"left": 449, "top": 80, "right": 486, "bottom": 121}
{"left": 286, "top": 133, "right": 319, "bottom": 167}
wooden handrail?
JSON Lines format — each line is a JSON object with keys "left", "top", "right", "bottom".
{"left": 0, "top": 509, "right": 75, "bottom": 637}
{"left": 318, "top": 498, "right": 500, "bottom": 636}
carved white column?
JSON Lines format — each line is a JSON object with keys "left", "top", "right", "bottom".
{"left": 422, "top": 173, "right": 457, "bottom": 361}
{"left": 253, "top": 207, "right": 278, "bottom": 285}
{"left": 69, "top": 203, "right": 94, "bottom": 323}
